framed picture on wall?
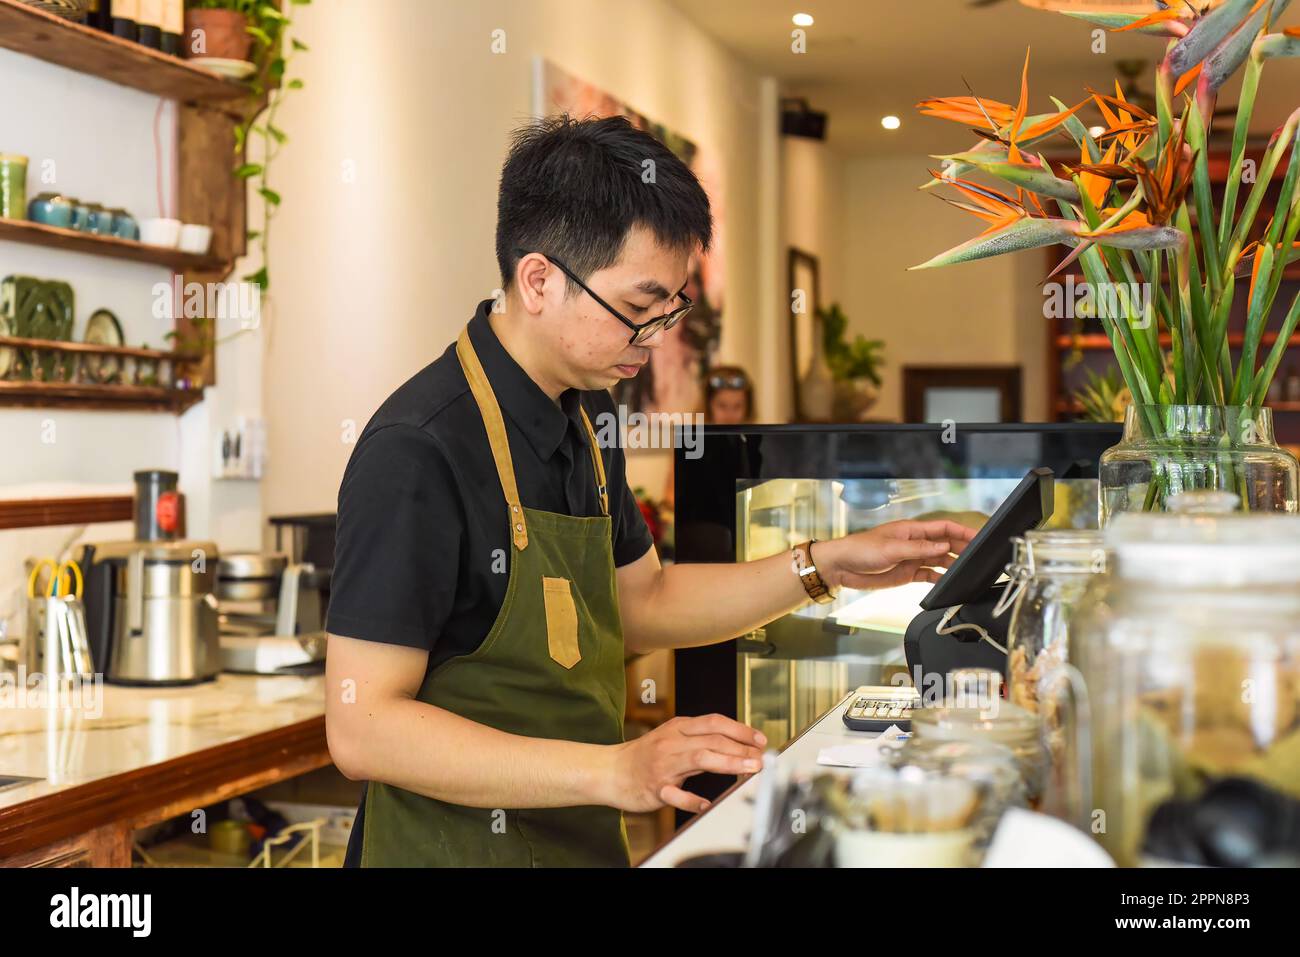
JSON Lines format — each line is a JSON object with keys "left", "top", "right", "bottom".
{"left": 787, "top": 248, "right": 820, "bottom": 420}
{"left": 902, "top": 365, "right": 1023, "bottom": 424}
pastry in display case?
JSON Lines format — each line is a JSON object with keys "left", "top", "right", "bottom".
{"left": 673, "top": 423, "right": 1120, "bottom": 810}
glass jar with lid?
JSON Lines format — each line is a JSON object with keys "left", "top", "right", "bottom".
{"left": 909, "top": 669, "right": 1047, "bottom": 804}
{"left": 1001, "top": 529, "right": 1108, "bottom": 818}
{"left": 886, "top": 736, "right": 1027, "bottom": 852}
{"left": 1072, "top": 512, "right": 1300, "bottom": 866}
{"left": 1003, "top": 529, "right": 1108, "bottom": 715}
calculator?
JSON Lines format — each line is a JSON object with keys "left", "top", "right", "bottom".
{"left": 841, "top": 685, "right": 921, "bottom": 732}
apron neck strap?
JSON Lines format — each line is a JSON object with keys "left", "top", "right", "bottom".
{"left": 578, "top": 407, "right": 609, "bottom": 517}
{"left": 457, "top": 327, "right": 529, "bottom": 551}
{"left": 456, "top": 326, "right": 610, "bottom": 551}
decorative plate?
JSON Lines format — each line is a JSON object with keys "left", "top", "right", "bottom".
{"left": 0, "top": 312, "right": 14, "bottom": 380}
{"left": 83, "top": 308, "right": 125, "bottom": 384}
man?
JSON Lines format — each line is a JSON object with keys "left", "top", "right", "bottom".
{"left": 325, "top": 114, "right": 973, "bottom": 867}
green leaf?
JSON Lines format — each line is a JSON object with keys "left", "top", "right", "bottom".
{"left": 267, "top": 125, "right": 287, "bottom": 145}
{"left": 910, "top": 217, "right": 1082, "bottom": 269}
{"left": 244, "top": 267, "right": 269, "bottom": 291}
{"left": 234, "top": 162, "right": 263, "bottom": 179}
{"left": 291, "top": 38, "right": 309, "bottom": 52}
{"left": 260, "top": 4, "right": 287, "bottom": 21}
{"left": 288, "top": 79, "right": 304, "bottom": 89}
{"left": 246, "top": 25, "right": 273, "bottom": 47}
{"left": 938, "top": 151, "right": 1080, "bottom": 202}
{"left": 247, "top": 230, "right": 262, "bottom": 241}
{"left": 259, "top": 187, "right": 282, "bottom": 206}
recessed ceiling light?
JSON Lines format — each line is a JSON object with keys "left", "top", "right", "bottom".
{"left": 1088, "top": 125, "right": 1106, "bottom": 137}
{"left": 792, "top": 13, "right": 814, "bottom": 27}
{"left": 881, "top": 115, "right": 901, "bottom": 131}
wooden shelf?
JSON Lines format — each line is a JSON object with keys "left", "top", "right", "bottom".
{"left": 0, "top": 379, "right": 203, "bottom": 413}
{"left": 0, "top": 0, "right": 248, "bottom": 106}
{"left": 0, "top": 334, "right": 201, "bottom": 362}
{"left": 0, "top": 217, "right": 225, "bottom": 271}
{"left": 0, "top": 494, "right": 132, "bottom": 530}
{"left": 1057, "top": 331, "right": 1300, "bottom": 350}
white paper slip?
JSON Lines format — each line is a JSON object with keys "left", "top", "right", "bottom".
{"left": 816, "top": 725, "right": 908, "bottom": 768}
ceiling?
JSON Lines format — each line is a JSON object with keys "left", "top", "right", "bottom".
{"left": 666, "top": 0, "right": 1300, "bottom": 156}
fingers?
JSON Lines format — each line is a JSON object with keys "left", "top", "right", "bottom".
{"left": 673, "top": 747, "right": 763, "bottom": 778}
{"left": 688, "top": 733, "right": 764, "bottom": 763}
{"left": 881, "top": 539, "right": 953, "bottom": 564}
{"left": 678, "top": 713, "right": 767, "bottom": 749}
{"left": 841, "top": 556, "right": 952, "bottom": 590}
{"left": 659, "top": 785, "right": 710, "bottom": 814}
{"left": 883, "top": 519, "right": 978, "bottom": 544}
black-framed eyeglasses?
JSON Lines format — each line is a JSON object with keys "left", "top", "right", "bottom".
{"left": 515, "top": 248, "right": 693, "bottom": 345}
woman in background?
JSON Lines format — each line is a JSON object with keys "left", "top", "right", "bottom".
{"left": 703, "top": 365, "right": 753, "bottom": 425}
{"left": 657, "top": 365, "right": 756, "bottom": 519}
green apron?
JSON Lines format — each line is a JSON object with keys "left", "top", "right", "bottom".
{"left": 360, "top": 326, "right": 630, "bottom": 867}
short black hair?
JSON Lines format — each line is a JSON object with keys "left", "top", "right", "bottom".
{"left": 496, "top": 114, "right": 713, "bottom": 292}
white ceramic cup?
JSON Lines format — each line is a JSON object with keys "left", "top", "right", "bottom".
{"left": 833, "top": 827, "right": 976, "bottom": 868}
{"left": 140, "top": 218, "right": 182, "bottom": 248}
{"left": 178, "top": 223, "right": 213, "bottom": 255}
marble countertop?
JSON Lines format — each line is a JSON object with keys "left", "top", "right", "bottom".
{"left": 0, "top": 672, "right": 326, "bottom": 813}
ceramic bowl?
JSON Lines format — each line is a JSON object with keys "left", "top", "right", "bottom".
{"left": 140, "top": 217, "right": 182, "bottom": 248}
{"left": 178, "top": 223, "right": 212, "bottom": 255}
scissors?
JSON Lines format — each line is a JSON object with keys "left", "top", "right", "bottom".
{"left": 27, "top": 557, "right": 84, "bottom": 600}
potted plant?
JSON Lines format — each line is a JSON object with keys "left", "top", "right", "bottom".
{"left": 914, "top": 1, "right": 1300, "bottom": 518}
{"left": 185, "top": 1, "right": 312, "bottom": 295}
{"left": 184, "top": 0, "right": 255, "bottom": 62}
{"left": 818, "top": 302, "right": 886, "bottom": 421}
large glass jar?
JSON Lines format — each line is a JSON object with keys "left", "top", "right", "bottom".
{"left": 1002, "top": 530, "right": 1108, "bottom": 822}
{"left": 1072, "top": 513, "right": 1300, "bottom": 866}
{"left": 1098, "top": 405, "right": 1298, "bottom": 523}
{"left": 1004, "top": 529, "right": 1107, "bottom": 714}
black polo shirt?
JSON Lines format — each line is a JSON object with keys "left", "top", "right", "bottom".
{"left": 328, "top": 298, "right": 653, "bottom": 661}
{"left": 328, "top": 300, "right": 654, "bottom": 866}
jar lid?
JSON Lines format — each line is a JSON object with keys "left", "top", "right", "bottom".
{"left": 1106, "top": 513, "right": 1300, "bottom": 585}
{"left": 910, "top": 700, "right": 1042, "bottom": 744}
{"left": 911, "top": 669, "right": 1041, "bottom": 744}
{"left": 1022, "top": 528, "right": 1107, "bottom": 571}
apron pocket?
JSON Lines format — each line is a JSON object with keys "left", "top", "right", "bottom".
{"left": 542, "top": 576, "right": 581, "bottom": 669}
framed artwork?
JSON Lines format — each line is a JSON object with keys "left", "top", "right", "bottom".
{"left": 787, "top": 248, "right": 820, "bottom": 421}
{"left": 903, "top": 366, "right": 1023, "bottom": 424}
{"left": 535, "top": 59, "right": 726, "bottom": 422}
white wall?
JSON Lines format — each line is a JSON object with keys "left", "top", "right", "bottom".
{"left": 839, "top": 153, "right": 1048, "bottom": 422}
{"left": 0, "top": 49, "right": 264, "bottom": 643}
{"left": 261, "top": 0, "right": 775, "bottom": 517}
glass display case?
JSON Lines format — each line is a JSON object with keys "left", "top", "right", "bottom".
{"left": 673, "top": 423, "right": 1121, "bottom": 806}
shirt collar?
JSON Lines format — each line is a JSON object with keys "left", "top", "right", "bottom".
{"left": 466, "top": 300, "right": 587, "bottom": 461}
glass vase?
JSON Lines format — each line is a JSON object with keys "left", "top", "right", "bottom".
{"left": 1099, "top": 405, "right": 1299, "bottom": 524}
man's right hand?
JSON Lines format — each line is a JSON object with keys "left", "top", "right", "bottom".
{"left": 604, "top": 714, "right": 767, "bottom": 814}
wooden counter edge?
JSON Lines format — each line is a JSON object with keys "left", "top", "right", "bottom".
{"left": 0, "top": 714, "right": 331, "bottom": 864}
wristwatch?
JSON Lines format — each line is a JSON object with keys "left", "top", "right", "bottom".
{"left": 792, "top": 539, "right": 837, "bottom": 604}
